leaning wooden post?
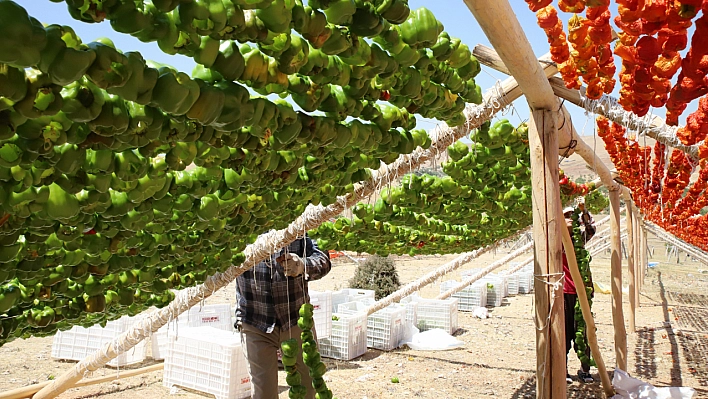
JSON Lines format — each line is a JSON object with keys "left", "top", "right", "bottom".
{"left": 640, "top": 221, "right": 648, "bottom": 300}
{"left": 559, "top": 208, "right": 615, "bottom": 397}
{"left": 633, "top": 209, "right": 641, "bottom": 308}
{"left": 609, "top": 189, "right": 628, "bottom": 370}
{"left": 528, "top": 109, "right": 566, "bottom": 399}
{"left": 626, "top": 202, "right": 636, "bottom": 332}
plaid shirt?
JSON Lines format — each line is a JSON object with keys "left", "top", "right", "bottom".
{"left": 235, "top": 236, "right": 331, "bottom": 333}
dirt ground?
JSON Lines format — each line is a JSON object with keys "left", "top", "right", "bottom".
{"left": 2, "top": 232, "right": 708, "bottom": 399}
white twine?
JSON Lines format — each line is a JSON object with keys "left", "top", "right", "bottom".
{"left": 578, "top": 92, "right": 699, "bottom": 160}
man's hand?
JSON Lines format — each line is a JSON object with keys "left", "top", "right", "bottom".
{"left": 277, "top": 253, "right": 305, "bottom": 277}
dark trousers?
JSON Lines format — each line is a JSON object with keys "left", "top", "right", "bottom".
{"left": 564, "top": 293, "right": 591, "bottom": 373}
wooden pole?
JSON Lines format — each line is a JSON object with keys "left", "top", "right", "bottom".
{"left": 528, "top": 109, "right": 566, "bottom": 399}
{"left": 559, "top": 208, "right": 615, "bottom": 398}
{"left": 1, "top": 364, "right": 163, "bottom": 399}
{"left": 633, "top": 210, "right": 641, "bottom": 308}
{"left": 609, "top": 189, "right": 628, "bottom": 371}
{"left": 626, "top": 202, "right": 636, "bottom": 333}
{"left": 641, "top": 223, "right": 648, "bottom": 297}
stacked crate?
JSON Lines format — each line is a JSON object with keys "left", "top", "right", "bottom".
{"left": 163, "top": 327, "right": 250, "bottom": 399}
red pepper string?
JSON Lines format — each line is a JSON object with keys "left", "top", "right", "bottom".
{"left": 665, "top": 11, "right": 708, "bottom": 125}
{"left": 677, "top": 96, "right": 708, "bottom": 145}
{"left": 534, "top": 5, "right": 571, "bottom": 66}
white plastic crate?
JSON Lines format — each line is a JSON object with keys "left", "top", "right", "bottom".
{"left": 338, "top": 301, "right": 406, "bottom": 351}
{"left": 480, "top": 277, "right": 503, "bottom": 307}
{"left": 507, "top": 273, "right": 520, "bottom": 296}
{"left": 517, "top": 271, "right": 534, "bottom": 294}
{"left": 402, "top": 301, "right": 417, "bottom": 327}
{"left": 52, "top": 315, "right": 147, "bottom": 367}
{"left": 163, "top": 327, "right": 250, "bottom": 399}
{"left": 318, "top": 311, "right": 368, "bottom": 360}
{"left": 401, "top": 295, "right": 458, "bottom": 334}
{"left": 152, "top": 303, "right": 234, "bottom": 360}
{"left": 331, "top": 288, "right": 375, "bottom": 312}
{"left": 439, "top": 280, "right": 487, "bottom": 311}
{"left": 309, "top": 290, "right": 332, "bottom": 339}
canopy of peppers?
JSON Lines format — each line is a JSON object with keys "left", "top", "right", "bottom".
{"left": 0, "top": 0, "right": 489, "bottom": 346}
{"left": 0, "top": 0, "right": 602, "bottom": 346}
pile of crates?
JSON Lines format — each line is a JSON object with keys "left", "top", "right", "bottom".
{"left": 318, "top": 310, "right": 368, "bottom": 360}
{"left": 401, "top": 294, "right": 458, "bottom": 334}
{"left": 152, "top": 303, "right": 234, "bottom": 360}
{"left": 51, "top": 315, "right": 148, "bottom": 367}
{"left": 163, "top": 327, "right": 251, "bottom": 399}
{"left": 439, "top": 280, "right": 488, "bottom": 311}
{"left": 338, "top": 300, "right": 407, "bottom": 351}
{"left": 477, "top": 275, "right": 505, "bottom": 307}
{"left": 309, "top": 290, "right": 333, "bottom": 339}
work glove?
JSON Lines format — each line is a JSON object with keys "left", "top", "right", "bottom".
{"left": 278, "top": 253, "right": 305, "bottom": 277}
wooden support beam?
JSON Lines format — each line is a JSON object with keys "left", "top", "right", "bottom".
{"left": 0, "top": 364, "right": 163, "bottom": 399}
{"left": 626, "top": 202, "right": 637, "bottom": 333}
{"left": 641, "top": 223, "right": 648, "bottom": 296}
{"left": 558, "top": 208, "right": 615, "bottom": 398}
{"left": 528, "top": 108, "right": 566, "bottom": 399}
{"left": 462, "top": 1, "right": 557, "bottom": 110}
{"left": 547, "top": 77, "right": 700, "bottom": 160}
{"left": 610, "top": 190, "right": 628, "bottom": 371}
{"left": 633, "top": 209, "right": 641, "bottom": 309}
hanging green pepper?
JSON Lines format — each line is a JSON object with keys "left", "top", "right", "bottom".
{"left": 150, "top": 66, "right": 201, "bottom": 116}
{"left": 88, "top": 94, "right": 130, "bottom": 138}
{"left": 186, "top": 79, "right": 225, "bottom": 125}
{"left": 321, "top": 0, "right": 356, "bottom": 25}
{"left": 85, "top": 38, "right": 133, "bottom": 90}
{"left": 0, "top": 0, "right": 47, "bottom": 68}
{"left": 399, "top": 7, "right": 443, "bottom": 48}
{"left": 276, "top": 35, "right": 309, "bottom": 74}
{"left": 107, "top": 0, "right": 153, "bottom": 35}
{"left": 107, "top": 52, "right": 158, "bottom": 105}
{"left": 38, "top": 25, "right": 97, "bottom": 86}
{"left": 0, "top": 64, "right": 27, "bottom": 104}
{"left": 447, "top": 38, "right": 472, "bottom": 69}
{"left": 61, "top": 78, "right": 105, "bottom": 123}
{"left": 13, "top": 70, "right": 64, "bottom": 119}
{"left": 212, "top": 80, "right": 251, "bottom": 130}
{"left": 256, "top": 0, "right": 295, "bottom": 33}
{"left": 212, "top": 41, "right": 246, "bottom": 81}
{"left": 321, "top": 25, "right": 355, "bottom": 56}
{"left": 239, "top": 44, "right": 270, "bottom": 88}
{"left": 176, "top": 0, "right": 228, "bottom": 36}
{"left": 375, "top": 0, "right": 410, "bottom": 24}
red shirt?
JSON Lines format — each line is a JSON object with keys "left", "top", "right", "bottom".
{"left": 562, "top": 251, "right": 576, "bottom": 295}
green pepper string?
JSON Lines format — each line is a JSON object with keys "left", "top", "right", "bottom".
{"left": 571, "top": 209, "right": 596, "bottom": 368}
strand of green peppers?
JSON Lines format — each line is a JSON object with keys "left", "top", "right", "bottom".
{"left": 309, "top": 217, "right": 490, "bottom": 257}
{"left": 0, "top": 9, "right": 431, "bottom": 143}
{"left": 0, "top": 55, "right": 433, "bottom": 188}
{"left": 292, "top": 302, "right": 336, "bottom": 399}
{"left": 32, "top": 0, "right": 481, "bottom": 125}
{"left": 341, "top": 193, "right": 530, "bottom": 248}
{"left": 584, "top": 189, "right": 610, "bottom": 214}
{"left": 570, "top": 209, "right": 596, "bottom": 368}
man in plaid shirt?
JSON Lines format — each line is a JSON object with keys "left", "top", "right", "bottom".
{"left": 235, "top": 235, "right": 331, "bottom": 399}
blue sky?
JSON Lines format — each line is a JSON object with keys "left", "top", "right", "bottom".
{"left": 17, "top": 1, "right": 695, "bottom": 137}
